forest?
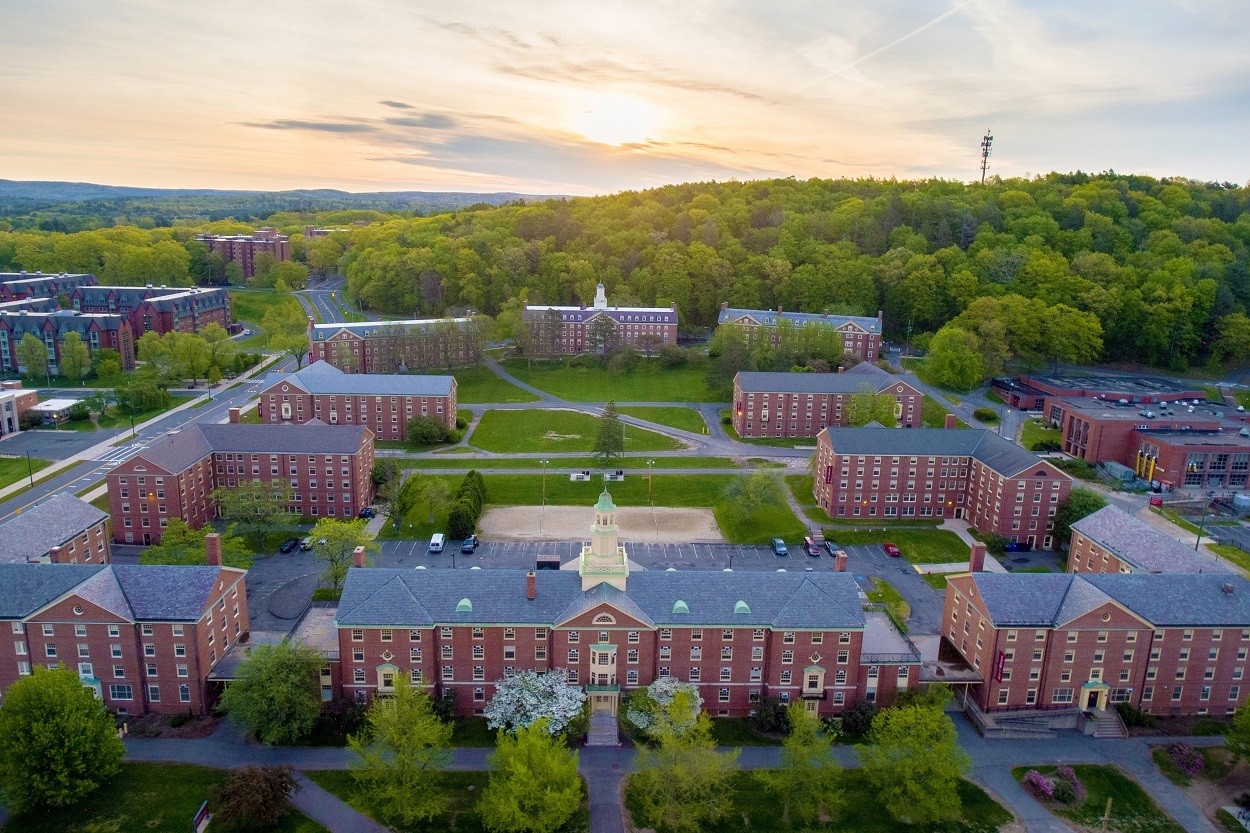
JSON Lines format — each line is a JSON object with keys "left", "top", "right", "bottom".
{"left": 1, "top": 172, "right": 1249, "bottom": 374}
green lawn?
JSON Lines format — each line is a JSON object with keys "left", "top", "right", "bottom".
{"left": 1020, "top": 418, "right": 1061, "bottom": 451}
{"left": 1012, "top": 764, "right": 1184, "bottom": 833}
{"left": 866, "top": 577, "right": 910, "bottom": 633}
{"left": 1052, "top": 458, "right": 1099, "bottom": 481}
{"left": 450, "top": 365, "right": 539, "bottom": 404}
{"left": 469, "top": 409, "right": 685, "bottom": 454}
{"left": 96, "top": 395, "right": 194, "bottom": 429}
{"left": 397, "top": 456, "right": 742, "bottom": 470}
{"left": 1210, "top": 544, "right": 1250, "bottom": 573}
{"left": 0, "top": 455, "right": 52, "bottom": 490}
{"left": 626, "top": 770, "right": 1011, "bottom": 833}
{"left": 922, "top": 572, "right": 952, "bottom": 590}
{"left": 1, "top": 762, "right": 326, "bottom": 833}
{"left": 451, "top": 717, "right": 500, "bottom": 747}
{"left": 721, "top": 413, "right": 814, "bottom": 448}
{"left": 307, "top": 770, "right": 495, "bottom": 833}
{"left": 502, "top": 358, "right": 720, "bottom": 402}
{"left": 618, "top": 406, "right": 708, "bottom": 433}
{"left": 230, "top": 289, "right": 305, "bottom": 349}
{"left": 708, "top": 718, "right": 784, "bottom": 746}
{"left": 824, "top": 528, "right": 971, "bottom": 563}
{"left": 921, "top": 395, "right": 968, "bottom": 428}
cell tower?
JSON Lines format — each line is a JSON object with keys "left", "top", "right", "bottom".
{"left": 979, "top": 129, "right": 993, "bottom": 184}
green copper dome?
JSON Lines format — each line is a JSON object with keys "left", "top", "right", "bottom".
{"left": 595, "top": 490, "right": 616, "bottom": 512}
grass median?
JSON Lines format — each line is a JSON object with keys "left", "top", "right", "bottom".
{"left": 470, "top": 409, "right": 686, "bottom": 454}
{"left": 502, "top": 358, "right": 719, "bottom": 402}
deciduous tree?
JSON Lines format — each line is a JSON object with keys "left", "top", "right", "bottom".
{"left": 309, "top": 517, "right": 375, "bottom": 590}
{"left": 208, "top": 765, "right": 300, "bottom": 832}
{"left": 57, "top": 331, "right": 91, "bottom": 383}
{"left": 1053, "top": 487, "right": 1108, "bottom": 546}
{"left": 16, "top": 332, "right": 48, "bottom": 382}
{"left": 723, "top": 472, "right": 785, "bottom": 518}
{"left": 755, "top": 703, "right": 845, "bottom": 827}
{"left": 627, "top": 712, "right": 739, "bottom": 833}
{"left": 212, "top": 480, "right": 294, "bottom": 551}
{"left": 858, "top": 704, "right": 970, "bottom": 825}
{"left": 625, "top": 676, "right": 703, "bottom": 739}
{"left": 218, "top": 641, "right": 323, "bottom": 745}
{"left": 140, "top": 518, "right": 252, "bottom": 568}
{"left": 924, "top": 324, "right": 984, "bottom": 392}
{"left": 484, "top": 669, "right": 587, "bottom": 736}
{"left": 477, "top": 718, "right": 583, "bottom": 833}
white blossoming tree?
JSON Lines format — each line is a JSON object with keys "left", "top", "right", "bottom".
{"left": 625, "top": 676, "right": 703, "bottom": 738}
{"left": 484, "top": 670, "right": 587, "bottom": 736}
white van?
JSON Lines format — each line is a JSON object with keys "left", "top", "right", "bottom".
{"left": 428, "top": 533, "right": 445, "bottom": 554}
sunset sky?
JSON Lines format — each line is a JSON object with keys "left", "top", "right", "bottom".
{"left": 3, "top": 0, "right": 1248, "bottom": 195}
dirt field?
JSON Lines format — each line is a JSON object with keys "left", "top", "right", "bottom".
{"left": 478, "top": 505, "right": 724, "bottom": 544}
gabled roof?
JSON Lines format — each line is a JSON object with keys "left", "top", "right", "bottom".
{"left": 555, "top": 583, "right": 654, "bottom": 628}
{"left": 112, "top": 565, "right": 244, "bottom": 621}
{"left": 735, "top": 362, "right": 899, "bottom": 395}
{"left": 0, "top": 564, "right": 241, "bottom": 622}
{"left": 718, "top": 307, "right": 880, "bottom": 333}
{"left": 310, "top": 318, "right": 470, "bottom": 342}
{"left": 0, "top": 310, "right": 127, "bottom": 337}
{"left": 0, "top": 564, "right": 104, "bottom": 619}
{"left": 1072, "top": 505, "right": 1227, "bottom": 574}
{"left": 72, "top": 568, "right": 133, "bottom": 620}
{"left": 127, "top": 422, "right": 369, "bottom": 474}
{"left": 817, "top": 426, "right": 1060, "bottom": 479}
{"left": 124, "top": 424, "right": 214, "bottom": 474}
{"left": 273, "top": 361, "right": 454, "bottom": 397}
{"left": 0, "top": 493, "right": 108, "bottom": 563}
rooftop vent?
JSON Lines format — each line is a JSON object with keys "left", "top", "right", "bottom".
{"left": 733, "top": 600, "right": 750, "bottom": 615}
{"left": 1224, "top": 583, "right": 1235, "bottom": 595}
{"left": 455, "top": 598, "right": 472, "bottom": 613}
{"left": 672, "top": 600, "right": 689, "bottom": 615}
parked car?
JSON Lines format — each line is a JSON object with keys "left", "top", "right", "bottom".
{"left": 770, "top": 538, "right": 789, "bottom": 556}
{"left": 279, "top": 537, "right": 299, "bottom": 554}
{"left": 428, "top": 533, "right": 445, "bottom": 554}
{"left": 803, "top": 536, "right": 820, "bottom": 556}
{"left": 823, "top": 540, "right": 839, "bottom": 556}
{"left": 358, "top": 506, "right": 376, "bottom": 519}
{"left": 460, "top": 534, "right": 479, "bottom": 554}
{"left": 299, "top": 537, "right": 313, "bottom": 552}
{"left": 882, "top": 542, "right": 901, "bottom": 558}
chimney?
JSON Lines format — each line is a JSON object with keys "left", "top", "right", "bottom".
{"left": 670, "top": 302, "right": 678, "bottom": 312}
{"left": 308, "top": 315, "right": 316, "bottom": 329}
{"left": 352, "top": 546, "right": 367, "bottom": 568}
{"left": 969, "top": 543, "right": 986, "bottom": 573}
{"left": 822, "top": 308, "right": 829, "bottom": 320}
{"left": 944, "top": 414, "right": 957, "bottom": 430}
{"left": 47, "top": 545, "right": 66, "bottom": 564}
{"left": 1224, "top": 583, "right": 1235, "bottom": 595}
{"left": 834, "top": 550, "right": 848, "bottom": 572}
{"left": 776, "top": 305, "right": 783, "bottom": 314}
{"left": 837, "top": 365, "right": 845, "bottom": 373}
{"left": 526, "top": 571, "right": 537, "bottom": 600}
{"left": 720, "top": 301, "right": 729, "bottom": 311}
{"left": 228, "top": 407, "right": 241, "bottom": 424}
{"left": 205, "top": 533, "right": 222, "bottom": 567}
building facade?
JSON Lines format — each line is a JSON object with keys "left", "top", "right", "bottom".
{"left": 195, "top": 228, "right": 291, "bottom": 279}
{"left": 813, "top": 427, "right": 1072, "bottom": 549}
{"left": 0, "top": 380, "right": 38, "bottom": 437}
{"left": 0, "top": 493, "right": 110, "bottom": 565}
{"left": 717, "top": 303, "right": 883, "bottom": 362}
{"left": 0, "top": 272, "right": 96, "bottom": 302}
{"left": 0, "top": 552, "right": 247, "bottom": 715}
{"left": 257, "top": 361, "right": 456, "bottom": 439}
{"left": 69, "top": 285, "right": 232, "bottom": 337}
{"left": 944, "top": 572, "right": 1250, "bottom": 717}
{"left": 0, "top": 310, "right": 136, "bottom": 373}
{"left": 733, "top": 363, "right": 923, "bottom": 438}
{"left": 1067, "top": 505, "right": 1231, "bottom": 575}
{"left": 333, "top": 493, "right": 921, "bottom": 716}
{"left": 106, "top": 422, "right": 375, "bottom": 544}
{"left": 308, "top": 317, "right": 480, "bottom": 373}
{"left": 523, "top": 283, "right": 678, "bottom": 356}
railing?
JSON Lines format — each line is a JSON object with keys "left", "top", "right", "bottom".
{"left": 861, "top": 652, "right": 921, "bottom": 664}
{"left": 801, "top": 690, "right": 827, "bottom": 700}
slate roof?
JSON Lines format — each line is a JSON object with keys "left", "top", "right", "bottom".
{"left": 0, "top": 310, "right": 127, "bottom": 338}
{"left": 310, "top": 318, "right": 470, "bottom": 342}
{"left": 113, "top": 565, "right": 243, "bottom": 621}
{"left": 73, "top": 285, "right": 229, "bottom": 316}
{"left": 0, "top": 564, "right": 104, "bottom": 618}
{"left": 337, "top": 568, "right": 866, "bottom": 630}
{"left": 718, "top": 307, "right": 880, "bottom": 333}
{"left": 818, "top": 426, "right": 1057, "bottom": 478}
{"left": 0, "top": 493, "right": 109, "bottom": 563}
{"left": 276, "top": 361, "right": 454, "bottom": 397}
{"left": 0, "top": 564, "right": 244, "bottom": 622}
{"left": 131, "top": 422, "right": 369, "bottom": 473}
{"left": 1072, "top": 505, "right": 1227, "bottom": 574}
{"left": 523, "top": 305, "right": 677, "bottom": 324}
{"left": 735, "top": 362, "right": 896, "bottom": 394}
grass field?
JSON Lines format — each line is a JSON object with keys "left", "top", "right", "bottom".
{"left": 398, "top": 456, "right": 743, "bottom": 470}
{"left": 720, "top": 412, "right": 814, "bottom": 448}
{"left": 469, "top": 409, "right": 686, "bottom": 454}
{"left": 229, "top": 289, "right": 305, "bottom": 349}
{"left": 308, "top": 770, "right": 501, "bottom": 833}
{"left": 96, "top": 394, "right": 194, "bottom": 430}
{"left": 448, "top": 366, "right": 539, "bottom": 404}
{"left": 922, "top": 395, "right": 967, "bottom": 428}
{"left": 922, "top": 572, "right": 951, "bottom": 590}
{"left": 1020, "top": 418, "right": 1061, "bottom": 450}
{"left": 866, "top": 578, "right": 910, "bottom": 632}
{"left": 1, "top": 763, "right": 326, "bottom": 833}
{"left": 1210, "top": 544, "right": 1250, "bottom": 573}
{"left": 501, "top": 358, "right": 720, "bottom": 402}
{"left": 0, "top": 455, "right": 51, "bottom": 490}
{"left": 823, "top": 528, "right": 971, "bottom": 563}
{"left": 708, "top": 718, "right": 784, "bottom": 746}
{"left": 1012, "top": 764, "right": 1184, "bottom": 833}
{"left": 618, "top": 406, "right": 708, "bottom": 433}
{"left": 625, "top": 770, "right": 1010, "bottom": 833}
{"left": 451, "top": 717, "right": 499, "bottom": 747}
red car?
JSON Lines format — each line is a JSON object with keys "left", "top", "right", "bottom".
{"left": 882, "top": 543, "right": 901, "bottom": 558}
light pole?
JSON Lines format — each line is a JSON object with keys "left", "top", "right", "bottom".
{"left": 539, "top": 459, "right": 549, "bottom": 536}
{"left": 25, "top": 450, "right": 33, "bottom": 486}
{"left": 646, "top": 460, "right": 655, "bottom": 503}
{"left": 1195, "top": 499, "right": 1216, "bottom": 551}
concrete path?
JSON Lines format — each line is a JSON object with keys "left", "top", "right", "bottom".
{"left": 290, "top": 772, "right": 389, "bottom": 833}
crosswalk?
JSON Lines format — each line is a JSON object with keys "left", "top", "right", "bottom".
{"left": 92, "top": 443, "right": 147, "bottom": 468}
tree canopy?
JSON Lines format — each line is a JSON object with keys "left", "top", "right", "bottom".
{"left": 218, "top": 641, "right": 323, "bottom": 745}
{"left": 477, "top": 718, "right": 583, "bottom": 833}
{"left": 858, "top": 702, "right": 971, "bottom": 825}
{"left": 483, "top": 669, "right": 587, "bottom": 736}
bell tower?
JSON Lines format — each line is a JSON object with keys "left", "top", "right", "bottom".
{"left": 579, "top": 489, "right": 629, "bottom": 591}
{"left": 593, "top": 282, "right": 608, "bottom": 310}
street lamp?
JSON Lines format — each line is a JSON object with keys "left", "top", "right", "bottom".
{"left": 539, "top": 459, "right": 549, "bottom": 536}
{"left": 646, "top": 460, "right": 655, "bottom": 502}
{"left": 25, "top": 450, "right": 33, "bottom": 486}
{"left": 1195, "top": 498, "right": 1217, "bottom": 551}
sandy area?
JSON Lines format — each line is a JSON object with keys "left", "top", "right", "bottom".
{"left": 478, "top": 505, "right": 724, "bottom": 544}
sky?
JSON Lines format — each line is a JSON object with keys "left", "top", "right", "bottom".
{"left": 2, "top": 0, "right": 1249, "bottom": 196}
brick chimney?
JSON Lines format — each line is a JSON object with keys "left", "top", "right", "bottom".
{"left": 205, "top": 533, "right": 222, "bottom": 567}
{"left": 945, "top": 414, "right": 957, "bottom": 429}
{"left": 776, "top": 305, "right": 783, "bottom": 314}
{"left": 526, "top": 571, "right": 537, "bottom": 600}
{"left": 670, "top": 302, "right": 678, "bottom": 312}
{"left": 228, "top": 407, "right": 241, "bottom": 424}
{"left": 720, "top": 301, "right": 729, "bottom": 311}
{"left": 834, "top": 550, "right": 848, "bottom": 572}
{"left": 352, "top": 546, "right": 367, "bottom": 568}
{"left": 46, "top": 545, "right": 66, "bottom": 564}
{"left": 969, "top": 542, "right": 986, "bottom": 573}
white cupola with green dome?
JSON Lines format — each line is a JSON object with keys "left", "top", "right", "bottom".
{"left": 580, "top": 489, "right": 629, "bottom": 591}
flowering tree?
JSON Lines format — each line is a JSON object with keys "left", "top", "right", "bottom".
{"left": 626, "top": 676, "right": 703, "bottom": 738}
{"left": 484, "top": 670, "right": 587, "bottom": 735}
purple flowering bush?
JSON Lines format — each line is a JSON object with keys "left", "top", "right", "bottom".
{"left": 1052, "top": 765, "right": 1086, "bottom": 805}
{"left": 1167, "top": 743, "right": 1205, "bottom": 778}
{"left": 1022, "top": 769, "right": 1054, "bottom": 799}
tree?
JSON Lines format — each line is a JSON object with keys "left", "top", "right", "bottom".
{"left": 755, "top": 704, "right": 845, "bottom": 828}
{"left": 200, "top": 322, "right": 237, "bottom": 372}
{"left": 309, "top": 517, "right": 375, "bottom": 590}
{"left": 16, "top": 332, "right": 48, "bottom": 382}
{"left": 627, "top": 712, "right": 740, "bottom": 833}
{"left": 407, "top": 415, "right": 454, "bottom": 446}
{"left": 419, "top": 476, "right": 450, "bottom": 525}
{"left": 594, "top": 400, "right": 625, "bottom": 468}
{"left": 58, "top": 331, "right": 91, "bottom": 383}
{"left": 1053, "top": 487, "right": 1108, "bottom": 547}
{"left": 924, "top": 324, "right": 984, "bottom": 392}
{"left": 484, "top": 669, "right": 588, "bottom": 736}
{"left": 625, "top": 676, "right": 703, "bottom": 738}
{"left": 262, "top": 302, "right": 311, "bottom": 368}
{"left": 140, "top": 518, "right": 252, "bottom": 568}
{"left": 478, "top": 718, "right": 583, "bottom": 833}
{"left": 1228, "top": 703, "right": 1250, "bottom": 761}
{"left": 166, "top": 331, "right": 212, "bottom": 384}
{"left": 211, "top": 480, "right": 294, "bottom": 550}
{"left": 208, "top": 765, "right": 300, "bottom": 832}
{"left": 0, "top": 666, "right": 125, "bottom": 813}
{"left": 218, "top": 641, "right": 323, "bottom": 745}
{"left": 349, "top": 678, "right": 451, "bottom": 827}
{"left": 858, "top": 704, "right": 971, "bottom": 825}
{"left": 723, "top": 472, "right": 785, "bottom": 518}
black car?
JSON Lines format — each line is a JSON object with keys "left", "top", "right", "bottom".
{"left": 823, "top": 540, "right": 839, "bottom": 556}
{"left": 460, "top": 534, "right": 479, "bottom": 554}
{"left": 279, "top": 538, "right": 299, "bottom": 554}
{"left": 358, "top": 507, "right": 376, "bottom": 519}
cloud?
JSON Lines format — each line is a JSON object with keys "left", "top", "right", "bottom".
{"left": 496, "top": 58, "right": 777, "bottom": 104}
{"left": 379, "top": 100, "right": 413, "bottom": 110}
{"left": 241, "top": 119, "right": 378, "bottom": 134}
{"left": 384, "top": 114, "right": 457, "bottom": 130}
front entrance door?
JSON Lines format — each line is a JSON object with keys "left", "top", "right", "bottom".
{"left": 803, "top": 698, "right": 819, "bottom": 716}
{"left": 591, "top": 693, "right": 618, "bottom": 716}
{"left": 1086, "top": 690, "right": 1099, "bottom": 709}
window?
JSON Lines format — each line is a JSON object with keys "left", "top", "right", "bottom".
{"left": 109, "top": 684, "right": 133, "bottom": 700}
{"left": 567, "top": 631, "right": 579, "bottom": 644}
{"left": 380, "top": 629, "right": 392, "bottom": 642}
{"left": 351, "top": 629, "right": 364, "bottom": 642}
{"left": 179, "top": 684, "right": 191, "bottom": 703}
{"left": 1053, "top": 688, "right": 1074, "bottom": 704}
{"left": 568, "top": 649, "right": 579, "bottom": 663}
{"left": 782, "top": 650, "right": 793, "bottom": 664}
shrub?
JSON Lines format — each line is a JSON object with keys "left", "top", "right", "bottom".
{"left": 19, "top": 410, "right": 43, "bottom": 430}
{"left": 1167, "top": 743, "right": 1205, "bottom": 778}
{"left": 660, "top": 345, "right": 689, "bottom": 368}
{"left": 1022, "top": 769, "right": 1054, "bottom": 800}
{"left": 983, "top": 533, "right": 1009, "bottom": 555}
{"left": 208, "top": 764, "right": 300, "bottom": 831}
{"left": 67, "top": 402, "right": 90, "bottom": 422}
{"left": 722, "top": 414, "right": 732, "bottom": 425}
{"left": 406, "top": 415, "right": 454, "bottom": 446}
{"left": 1032, "top": 439, "right": 1063, "bottom": 452}
{"left": 432, "top": 689, "right": 458, "bottom": 723}
{"left": 1053, "top": 765, "right": 1086, "bottom": 805}
{"left": 839, "top": 699, "right": 877, "bottom": 739}
{"left": 1050, "top": 777, "right": 1076, "bottom": 804}
{"left": 750, "top": 694, "right": 790, "bottom": 734}
{"left": 973, "top": 407, "right": 998, "bottom": 422}
{"left": 1116, "top": 701, "right": 1158, "bottom": 729}
{"left": 455, "top": 415, "right": 469, "bottom": 430}
{"left": 169, "top": 710, "right": 193, "bottom": 728}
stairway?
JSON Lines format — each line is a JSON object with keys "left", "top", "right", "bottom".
{"left": 586, "top": 713, "right": 620, "bottom": 747}
{"left": 1092, "top": 709, "right": 1127, "bottom": 739}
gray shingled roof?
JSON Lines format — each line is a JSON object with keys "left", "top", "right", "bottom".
{"left": 818, "top": 426, "right": 1057, "bottom": 478}
{"left": 718, "top": 307, "right": 880, "bottom": 333}
{"left": 127, "top": 424, "right": 214, "bottom": 474}
{"left": 74, "top": 569, "right": 132, "bottom": 618}
{"left": 735, "top": 363, "right": 894, "bottom": 395}
{"left": 278, "top": 361, "right": 454, "bottom": 397}
{"left": 969, "top": 573, "right": 1091, "bottom": 626}
{"left": 0, "top": 564, "right": 104, "bottom": 618}
{"left": 112, "top": 565, "right": 244, "bottom": 621}
{"left": 1072, "top": 505, "right": 1228, "bottom": 574}
{"left": 0, "top": 493, "right": 108, "bottom": 563}
{"left": 310, "top": 318, "right": 469, "bottom": 341}
{"left": 337, "top": 568, "right": 865, "bottom": 630}
{"left": 133, "top": 422, "right": 369, "bottom": 473}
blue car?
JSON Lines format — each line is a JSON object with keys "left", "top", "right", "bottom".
{"left": 770, "top": 538, "right": 789, "bottom": 556}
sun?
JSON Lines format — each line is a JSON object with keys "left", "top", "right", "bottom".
{"left": 570, "top": 92, "right": 659, "bottom": 146}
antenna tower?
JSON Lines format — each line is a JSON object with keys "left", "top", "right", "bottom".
{"left": 979, "top": 129, "right": 993, "bottom": 184}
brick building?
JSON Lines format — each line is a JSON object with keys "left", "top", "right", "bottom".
{"left": 523, "top": 283, "right": 678, "bottom": 356}
{"left": 0, "top": 380, "right": 38, "bottom": 437}
{"left": 0, "top": 310, "right": 136, "bottom": 373}
{"left": 308, "top": 317, "right": 480, "bottom": 374}
{"left": 107, "top": 421, "right": 375, "bottom": 545}
{"left": 69, "top": 285, "right": 232, "bottom": 336}
{"left": 732, "top": 363, "right": 923, "bottom": 438}
{"left": 257, "top": 361, "right": 456, "bottom": 440}
{"left": 195, "top": 228, "right": 291, "bottom": 279}
{"left": 717, "top": 304, "right": 883, "bottom": 362}
{"left": 0, "top": 544, "right": 247, "bottom": 715}
{"left": 333, "top": 492, "right": 920, "bottom": 716}
{"left": 813, "top": 427, "right": 1072, "bottom": 549}
{"left": 944, "top": 572, "right": 1250, "bottom": 717}
{"left": 1067, "top": 505, "right": 1232, "bottom": 575}
{"left": 0, "top": 493, "right": 110, "bottom": 564}
{"left": 0, "top": 272, "right": 96, "bottom": 302}
{"left": 991, "top": 373, "right": 1206, "bottom": 412}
